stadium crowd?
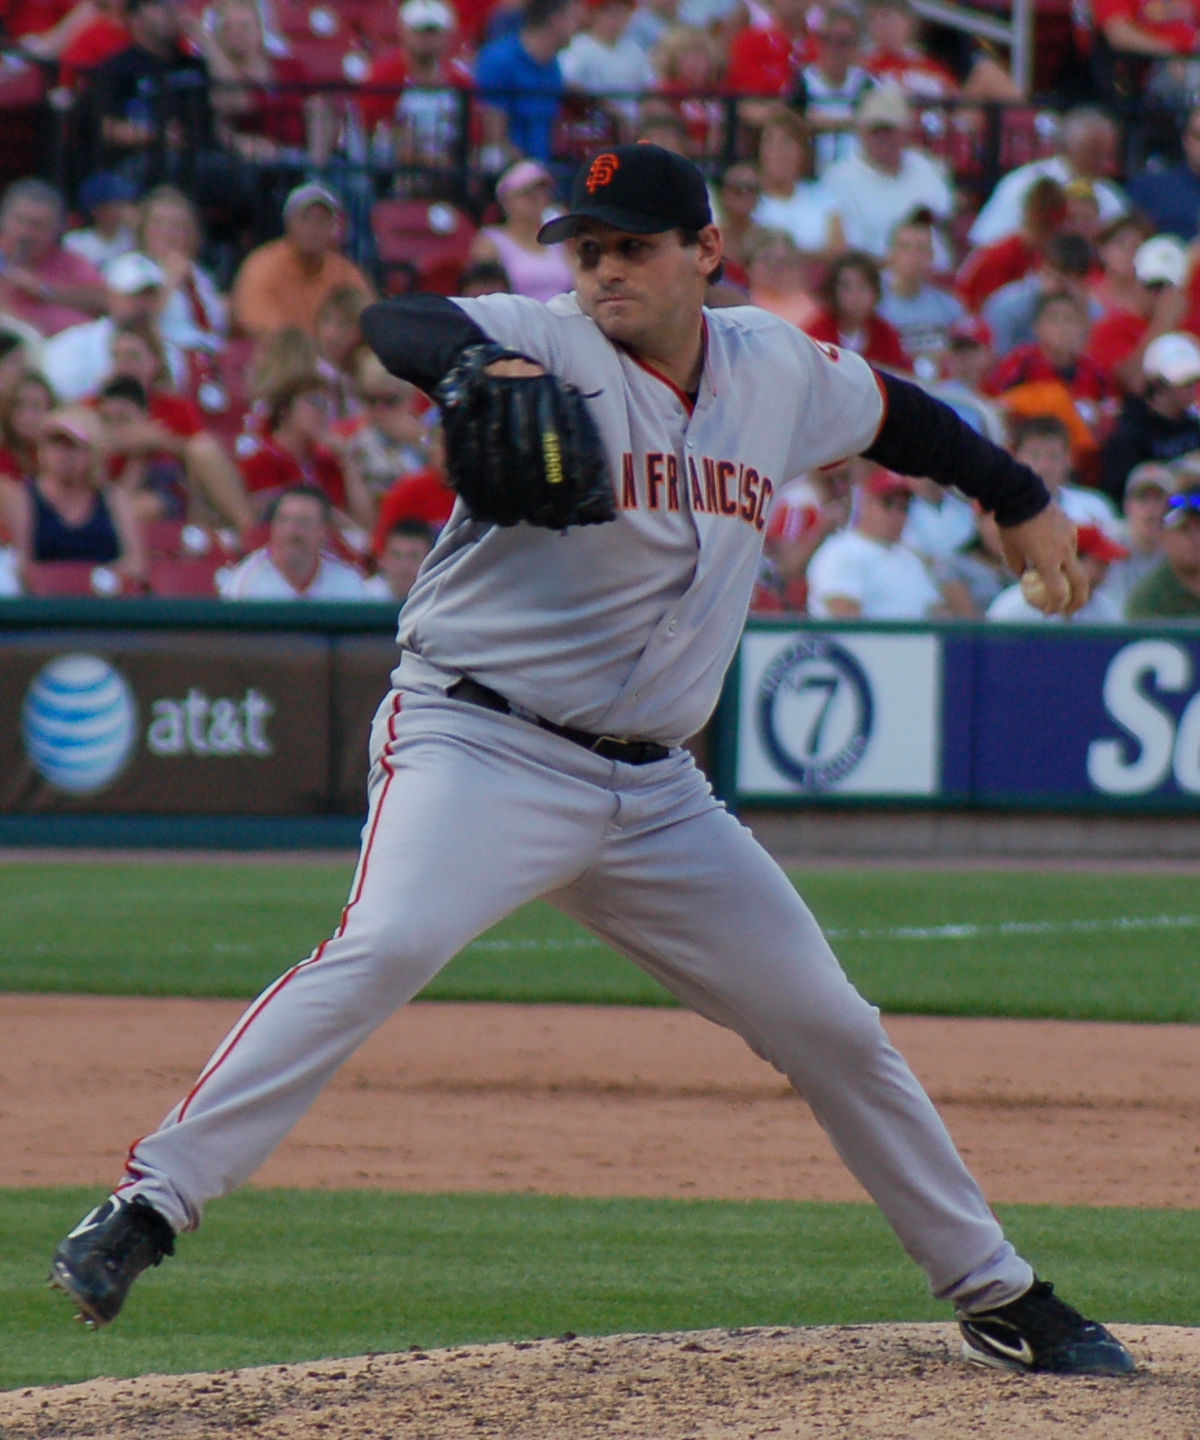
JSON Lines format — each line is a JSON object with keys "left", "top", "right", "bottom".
{"left": 2, "top": 0, "right": 1200, "bottom": 619}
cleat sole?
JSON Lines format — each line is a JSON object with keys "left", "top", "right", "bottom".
{"left": 48, "top": 1263, "right": 109, "bottom": 1329}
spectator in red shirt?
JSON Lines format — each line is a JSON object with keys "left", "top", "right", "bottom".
{"left": 358, "top": 0, "right": 473, "bottom": 168}
{"left": 1088, "top": 212, "right": 1155, "bottom": 319}
{"left": 753, "top": 456, "right": 855, "bottom": 612}
{"left": 199, "top": 0, "right": 328, "bottom": 166}
{"left": 372, "top": 438, "right": 455, "bottom": 555}
{"left": 237, "top": 371, "right": 372, "bottom": 528}
{"left": 1092, "top": 0, "right": 1199, "bottom": 57}
{"left": 652, "top": 24, "right": 725, "bottom": 159}
{"left": 1087, "top": 233, "right": 1192, "bottom": 394}
{"left": 0, "top": 178, "right": 108, "bottom": 338}
{"left": 96, "top": 372, "right": 191, "bottom": 521}
{"left": 986, "top": 289, "right": 1118, "bottom": 474}
{"left": 105, "top": 318, "right": 252, "bottom": 528}
{"left": 372, "top": 472, "right": 454, "bottom": 553}
{"left": 55, "top": 0, "right": 130, "bottom": 88}
{"left": 0, "top": 0, "right": 72, "bottom": 42}
{"left": 986, "top": 290, "right": 1110, "bottom": 401}
{"left": 955, "top": 176, "right": 1068, "bottom": 315}
{"left": 805, "top": 249, "right": 913, "bottom": 373}
{"left": 332, "top": 351, "right": 430, "bottom": 508}
{"left": 861, "top": 0, "right": 1020, "bottom": 102}
{"left": 137, "top": 184, "right": 229, "bottom": 408}
{"left": 725, "top": 0, "right": 814, "bottom": 130}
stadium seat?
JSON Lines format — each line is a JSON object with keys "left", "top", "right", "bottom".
{"left": 197, "top": 337, "right": 256, "bottom": 452}
{"left": 141, "top": 518, "right": 188, "bottom": 557}
{"left": 370, "top": 198, "right": 478, "bottom": 296}
{"left": 147, "top": 553, "right": 230, "bottom": 596}
{"left": 23, "top": 562, "right": 128, "bottom": 597}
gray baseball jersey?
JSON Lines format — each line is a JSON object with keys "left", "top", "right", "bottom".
{"left": 112, "top": 294, "right": 1034, "bottom": 1320}
{"left": 396, "top": 293, "right": 884, "bottom": 744}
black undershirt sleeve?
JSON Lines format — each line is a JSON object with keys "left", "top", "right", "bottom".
{"left": 359, "top": 294, "right": 491, "bottom": 395}
{"left": 863, "top": 370, "right": 1051, "bottom": 528}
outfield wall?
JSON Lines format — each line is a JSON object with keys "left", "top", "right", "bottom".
{"left": 1, "top": 602, "right": 1198, "bottom": 849}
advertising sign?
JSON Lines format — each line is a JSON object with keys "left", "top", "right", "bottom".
{"left": 973, "top": 631, "right": 1200, "bottom": 805}
{"left": 1, "top": 632, "right": 331, "bottom": 814}
{"left": 734, "top": 628, "right": 941, "bottom": 798}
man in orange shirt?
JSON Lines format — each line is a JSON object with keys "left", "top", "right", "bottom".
{"left": 230, "top": 184, "right": 374, "bottom": 341}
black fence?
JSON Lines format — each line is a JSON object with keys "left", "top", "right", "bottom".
{"left": 1, "top": 59, "right": 1197, "bottom": 284}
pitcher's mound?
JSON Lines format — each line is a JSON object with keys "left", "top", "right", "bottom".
{"left": 4, "top": 1324, "right": 1199, "bottom": 1439}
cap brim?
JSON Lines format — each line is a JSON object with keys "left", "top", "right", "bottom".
{"left": 537, "top": 207, "right": 679, "bottom": 245}
{"left": 44, "top": 425, "right": 91, "bottom": 446}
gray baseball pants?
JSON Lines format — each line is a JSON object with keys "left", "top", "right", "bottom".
{"left": 120, "top": 681, "right": 1033, "bottom": 1311}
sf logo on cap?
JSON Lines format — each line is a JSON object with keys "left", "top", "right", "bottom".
{"left": 586, "top": 154, "right": 620, "bottom": 193}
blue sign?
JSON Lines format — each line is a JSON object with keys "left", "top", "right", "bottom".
{"left": 727, "top": 622, "right": 1200, "bottom": 811}
{"left": 974, "top": 632, "right": 1200, "bottom": 803}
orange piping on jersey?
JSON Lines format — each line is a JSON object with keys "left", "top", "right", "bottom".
{"left": 158, "top": 692, "right": 404, "bottom": 1132}
{"left": 630, "top": 352, "right": 695, "bottom": 414}
{"left": 625, "top": 315, "right": 710, "bottom": 414}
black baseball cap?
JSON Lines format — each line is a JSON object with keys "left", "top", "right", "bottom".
{"left": 537, "top": 144, "right": 712, "bottom": 245}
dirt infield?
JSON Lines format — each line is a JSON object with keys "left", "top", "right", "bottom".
{"left": 3, "top": 997, "right": 1199, "bottom": 1437}
{"left": 5, "top": 998, "right": 1198, "bottom": 1205}
{"left": 4, "top": 1326, "right": 1200, "bottom": 1440}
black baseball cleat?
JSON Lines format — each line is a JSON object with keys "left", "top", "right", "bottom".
{"left": 957, "top": 1278, "right": 1136, "bottom": 1376}
{"left": 48, "top": 1195, "right": 175, "bottom": 1328}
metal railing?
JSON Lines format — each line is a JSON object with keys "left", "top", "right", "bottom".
{"left": 1, "top": 69, "right": 1193, "bottom": 282}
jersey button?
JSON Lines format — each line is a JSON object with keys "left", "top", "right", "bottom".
{"left": 667, "top": 619, "right": 678, "bottom": 635}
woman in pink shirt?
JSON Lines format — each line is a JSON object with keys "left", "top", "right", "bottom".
{"left": 468, "top": 159, "right": 575, "bottom": 306}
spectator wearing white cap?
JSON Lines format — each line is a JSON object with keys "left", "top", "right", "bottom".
{"left": 41, "top": 252, "right": 185, "bottom": 402}
{"left": 807, "top": 467, "right": 950, "bottom": 618}
{"left": 230, "top": 183, "right": 373, "bottom": 341}
{"left": 357, "top": 0, "right": 474, "bottom": 168}
{"left": 821, "top": 85, "right": 955, "bottom": 269}
{"left": 1086, "top": 233, "right": 1192, "bottom": 395}
{"left": 1095, "top": 460, "right": 1176, "bottom": 613}
{"left": 1100, "top": 330, "right": 1200, "bottom": 503}
{"left": 986, "top": 522, "right": 1129, "bottom": 623}
{"left": 468, "top": 159, "right": 574, "bottom": 304}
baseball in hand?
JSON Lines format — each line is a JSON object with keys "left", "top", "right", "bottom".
{"left": 1020, "top": 568, "right": 1070, "bottom": 613}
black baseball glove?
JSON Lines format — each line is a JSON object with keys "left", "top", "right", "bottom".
{"left": 433, "top": 343, "right": 616, "bottom": 530}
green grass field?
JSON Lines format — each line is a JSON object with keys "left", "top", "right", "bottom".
{"left": 2, "top": 861, "right": 1197, "bottom": 1390}
{"left": 0, "top": 862, "right": 1196, "bottom": 1020}
{"left": 7, "top": 1191, "right": 1198, "bottom": 1390}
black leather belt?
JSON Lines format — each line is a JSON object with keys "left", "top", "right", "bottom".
{"left": 448, "top": 677, "right": 671, "bottom": 766}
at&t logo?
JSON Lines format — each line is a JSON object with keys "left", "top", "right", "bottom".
{"left": 21, "top": 653, "right": 139, "bottom": 795}
{"left": 756, "top": 637, "right": 874, "bottom": 790}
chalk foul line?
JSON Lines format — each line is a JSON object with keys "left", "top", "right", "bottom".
{"left": 463, "top": 914, "right": 1200, "bottom": 953}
